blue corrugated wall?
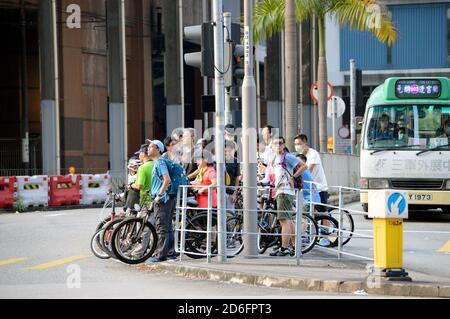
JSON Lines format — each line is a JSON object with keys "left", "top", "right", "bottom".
{"left": 340, "top": 3, "right": 448, "bottom": 71}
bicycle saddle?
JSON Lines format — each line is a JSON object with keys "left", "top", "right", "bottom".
{"left": 186, "top": 197, "right": 199, "bottom": 207}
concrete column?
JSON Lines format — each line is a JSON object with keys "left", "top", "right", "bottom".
{"left": 39, "top": 0, "right": 60, "bottom": 175}
{"left": 164, "top": 0, "right": 183, "bottom": 135}
{"left": 107, "top": 0, "right": 127, "bottom": 185}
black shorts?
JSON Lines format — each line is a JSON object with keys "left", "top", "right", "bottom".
{"left": 316, "top": 191, "right": 329, "bottom": 213}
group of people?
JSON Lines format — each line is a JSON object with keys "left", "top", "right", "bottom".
{"left": 370, "top": 113, "right": 450, "bottom": 143}
{"left": 123, "top": 125, "right": 329, "bottom": 261}
{"left": 257, "top": 126, "right": 329, "bottom": 256}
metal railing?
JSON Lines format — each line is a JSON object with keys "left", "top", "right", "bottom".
{"left": 173, "top": 182, "right": 373, "bottom": 265}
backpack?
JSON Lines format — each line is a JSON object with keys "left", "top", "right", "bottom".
{"left": 159, "top": 157, "right": 189, "bottom": 195}
{"left": 280, "top": 152, "right": 304, "bottom": 189}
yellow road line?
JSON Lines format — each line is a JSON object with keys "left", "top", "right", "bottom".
{"left": 0, "top": 257, "right": 29, "bottom": 266}
{"left": 25, "top": 255, "right": 90, "bottom": 270}
{"left": 437, "top": 240, "right": 450, "bottom": 253}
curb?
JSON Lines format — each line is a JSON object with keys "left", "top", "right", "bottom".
{"left": 0, "top": 203, "right": 106, "bottom": 214}
{"left": 138, "top": 262, "right": 450, "bottom": 298}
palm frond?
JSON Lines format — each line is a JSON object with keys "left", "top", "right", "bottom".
{"left": 253, "top": 0, "right": 286, "bottom": 43}
{"left": 330, "top": 0, "right": 397, "bottom": 46}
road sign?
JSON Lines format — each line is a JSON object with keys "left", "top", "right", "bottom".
{"left": 327, "top": 96, "right": 345, "bottom": 118}
{"left": 310, "top": 81, "right": 334, "bottom": 103}
{"left": 387, "top": 192, "right": 407, "bottom": 217}
{"left": 368, "top": 190, "right": 409, "bottom": 219}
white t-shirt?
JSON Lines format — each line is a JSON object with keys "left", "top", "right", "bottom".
{"left": 260, "top": 141, "right": 274, "bottom": 165}
{"left": 305, "top": 148, "right": 328, "bottom": 192}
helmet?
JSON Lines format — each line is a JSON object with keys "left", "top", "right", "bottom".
{"left": 127, "top": 159, "right": 141, "bottom": 169}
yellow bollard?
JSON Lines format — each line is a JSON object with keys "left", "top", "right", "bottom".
{"left": 373, "top": 218, "right": 403, "bottom": 269}
{"left": 368, "top": 190, "right": 411, "bottom": 281}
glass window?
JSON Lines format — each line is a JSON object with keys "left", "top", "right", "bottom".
{"left": 364, "top": 105, "right": 450, "bottom": 150}
{"left": 447, "top": 7, "right": 450, "bottom": 66}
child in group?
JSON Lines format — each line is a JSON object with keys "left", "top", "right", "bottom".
{"left": 122, "top": 158, "right": 141, "bottom": 214}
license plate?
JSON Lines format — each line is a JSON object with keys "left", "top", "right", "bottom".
{"left": 408, "top": 194, "right": 433, "bottom": 201}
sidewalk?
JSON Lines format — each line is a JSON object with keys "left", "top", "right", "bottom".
{"left": 137, "top": 250, "right": 450, "bottom": 298}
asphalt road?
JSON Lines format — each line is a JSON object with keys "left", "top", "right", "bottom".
{"left": 1, "top": 205, "right": 448, "bottom": 298}
{"left": 336, "top": 202, "right": 450, "bottom": 283}
{"left": 0, "top": 208, "right": 373, "bottom": 299}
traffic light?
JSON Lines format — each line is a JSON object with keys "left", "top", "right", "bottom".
{"left": 183, "top": 23, "right": 214, "bottom": 77}
{"left": 232, "top": 43, "right": 245, "bottom": 81}
{"left": 184, "top": 22, "right": 241, "bottom": 79}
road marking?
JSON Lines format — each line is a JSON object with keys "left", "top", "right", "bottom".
{"left": 0, "top": 257, "right": 29, "bottom": 266}
{"left": 46, "top": 213, "right": 74, "bottom": 217}
{"left": 25, "top": 255, "right": 90, "bottom": 270}
{"left": 359, "top": 229, "right": 450, "bottom": 234}
{"left": 437, "top": 240, "right": 450, "bottom": 253}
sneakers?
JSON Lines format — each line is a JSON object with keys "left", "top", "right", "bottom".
{"left": 167, "top": 252, "right": 179, "bottom": 260}
{"left": 318, "top": 238, "right": 331, "bottom": 247}
{"left": 147, "top": 256, "right": 167, "bottom": 263}
{"left": 269, "top": 247, "right": 290, "bottom": 256}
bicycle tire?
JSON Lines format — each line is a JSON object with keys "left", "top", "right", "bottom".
{"left": 184, "top": 213, "right": 218, "bottom": 259}
{"left": 95, "top": 216, "right": 112, "bottom": 231}
{"left": 224, "top": 216, "right": 244, "bottom": 258}
{"left": 315, "top": 215, "right": 339, "bottom": 247}
{"left": 99, "top": 217, "right": 127, "bottom": 258}
{"left": 90, "top": 228, "right": 111, "bottom": 259}
{"left": 90, "top": 216, "right": 112, "bottom": 258}
{"left": 298, "top": 214, "right": 318, "bottom": 254}
{"left": 111, "top": 218, "right": 158, "bottom": 264}
{"left": 327, "top": 208, "right": 354, "bottom": 246}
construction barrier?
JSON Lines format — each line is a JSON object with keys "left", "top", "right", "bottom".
{"left": 48, "top": 175, "right": 82, "bottom": 206}
{"left": 16, "top": 176, "right": 49, "bottom": 207}
{"left": 0, "top": 176, "right": 17, "bottom": 208}
{"left": 80, "top": 174, "right": 109, "bottom": 205}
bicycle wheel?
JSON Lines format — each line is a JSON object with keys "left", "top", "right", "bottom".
{"left": 298, "top": 214, "right": 318, "bottom": 254}
{"left": 111, "top": 218, "right": 158, "bottom": 264}
{"left": 315, "top": 215, "right": 339, "bottom": 247}
{"left": 327, "top": 208, "right": 354, "bottom": 246}
{"left": 225, "top": 217, "right": 243, "bottom": 258}
{"left": 100, "top": 217, "right": 126, "bottom": 258}
{"left": 184, "top": 213, "right": 217, "bottom": 259}
{"left": 90, "top": 228, "right": 110, "bottom": 259}
{"left": 95, "top": 216, "right": 112, "bottom": 231}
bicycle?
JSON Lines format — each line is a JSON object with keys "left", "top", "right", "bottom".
{"left": 256, "top": 186, "right": 320, "bottom": 255}
{"left": 179, "top": 188, "right": 244, "bottom": 259}
{"left": 110, "top": 198, "right": 158, "bottom": 264}
{"left": 90, "top": 186, "right": 128, "bottom": 259}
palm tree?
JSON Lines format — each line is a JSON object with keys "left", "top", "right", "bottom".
{"left": 253, "top": 0, "right": 396, "bottom": 152}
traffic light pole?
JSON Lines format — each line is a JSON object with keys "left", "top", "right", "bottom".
{"left": 242, "top": 0, "right": 258, "bottom": 257}
{"left": 224, "top": 12, "right": 232, "bottom": 125}
{"left": 212, "top": 0, "right": 227, "bottom": 263}
{"left": 350, "top": 59, "right": 356, "bottom": 155}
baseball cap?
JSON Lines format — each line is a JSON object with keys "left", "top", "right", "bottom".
{"left": 146, "top": 139, "right": 165, "bottom": 153}
{"left": 224, "top": 124, "right": 235, "bottom": 134}
{"left": 134, "top": 143, "right": 149, "bottom": 155}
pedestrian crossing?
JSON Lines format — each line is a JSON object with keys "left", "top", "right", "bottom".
{"left": 0, "top": 255, "right": 90, "bottom": 270}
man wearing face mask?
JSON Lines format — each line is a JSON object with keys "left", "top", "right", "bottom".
{"left": 294, "top": 134, "right": 329, "bottom": 212}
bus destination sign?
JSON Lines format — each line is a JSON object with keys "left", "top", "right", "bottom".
{"left": 395, "top": 79, "right": 441, "bottom": 99}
